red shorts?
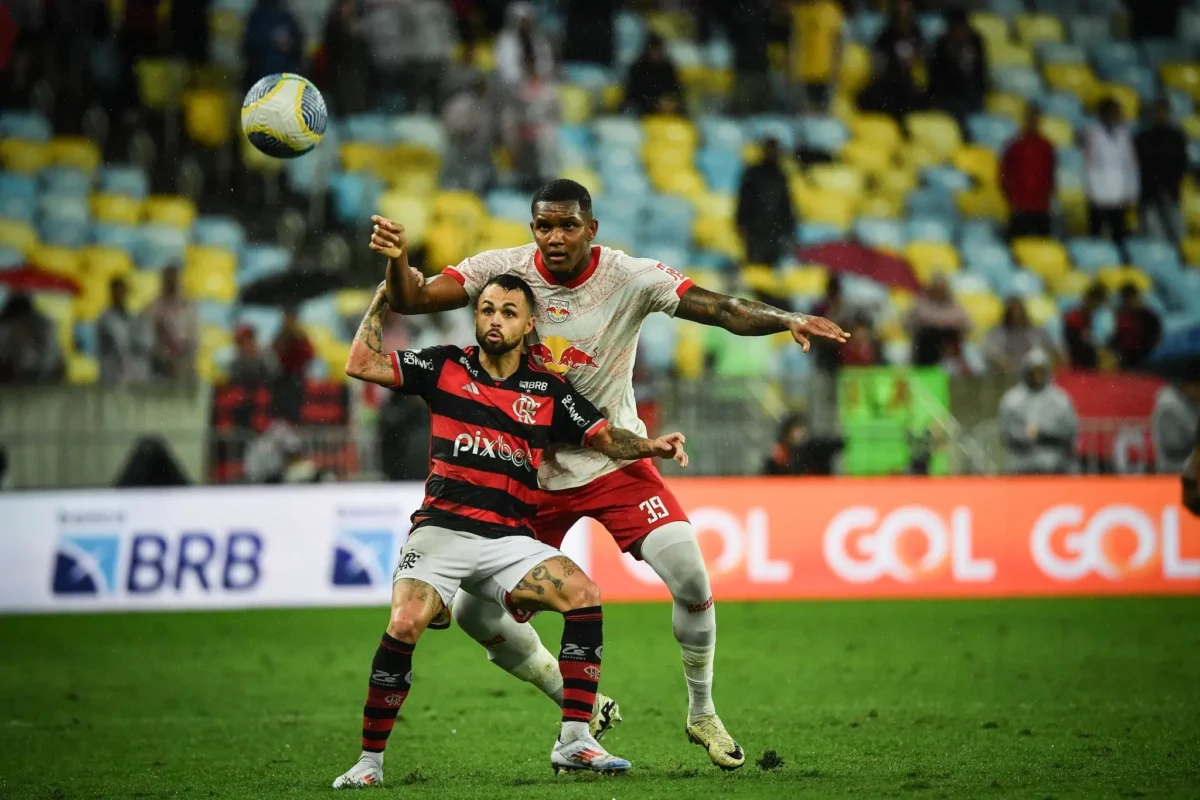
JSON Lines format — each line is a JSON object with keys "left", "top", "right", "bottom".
{"left": 532, "top": 460, "right": 689, "bottom": 556}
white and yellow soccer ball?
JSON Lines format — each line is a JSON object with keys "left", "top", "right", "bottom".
{"left": 241, "top": 73, "right": 328, "bottom": 159}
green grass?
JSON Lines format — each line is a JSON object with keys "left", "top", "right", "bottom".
{"left": 1, "top": 599, "right": 1198, "bottom": 799}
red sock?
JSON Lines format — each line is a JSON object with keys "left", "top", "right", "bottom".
{"left": 361, "top": 632, "right": 413, "bottom": 753}
{"left": 559, "top": 606, "right": 603, "bottom": 725}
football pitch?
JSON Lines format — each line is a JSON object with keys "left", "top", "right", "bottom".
{"left": 1, "top": 598, "right": 1198, "bottom": 799}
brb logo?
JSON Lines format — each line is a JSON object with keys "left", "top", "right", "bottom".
{"left": 52, "top": 532, "right": 262, "bottom": 596}
{"left": 453, "top": 431, "right": 534, "bottom": 470}
{"left": 823, "top": 506, "right": 995, "bottom": 583}
{"left": 332, "top": 530, "right": 398, "bottom": 587}
{"left": 1030, "top": 505, "right": 1199, "bottom": 581}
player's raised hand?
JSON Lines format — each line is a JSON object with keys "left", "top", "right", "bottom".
{"left": 788, "top": 313, "right": 849, "bottom": 352}
{"left": 653, "top": 432, "right": 689, "bottom": 468}
{"left": 369, "top": 215, "right": 407, "bottom": 259}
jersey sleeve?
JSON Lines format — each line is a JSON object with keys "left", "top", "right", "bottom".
{"left": 628, "top": 257, "right": 695, "bottom": 316}
{"left": 440, "top": 250, "right": 509, "bottom": 305}
{"left": 549, "top": 377, "right": 609, "bottom": 447}
{"left": 388, "top": 345, "right": 449, "bottom": 397}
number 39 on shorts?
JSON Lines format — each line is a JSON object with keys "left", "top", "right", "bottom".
{"left": 640, "top": 495, "right": 670, "bottom": 523}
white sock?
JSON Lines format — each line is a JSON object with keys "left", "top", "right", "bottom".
{"left": 509, "top": 643, "right": 565, "bottom": 706}
{"left": 559, "top": 720, "right": 590, "bottom": 743}
{"left": 680, "top": 644, "right": 716, "bottom": 721}
{"left": 359, "top": 750, "right": 383, "bottom": 768}
{"left": 453, "top": 588, "right": 563, "bottom": 707}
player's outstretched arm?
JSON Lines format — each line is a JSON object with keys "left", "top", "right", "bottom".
{"left": 675, "top": 285, "right": 849, "bottom": 352}
{"left": 344, "top": 284, "right": 397, "bottom": 387}
{"left": 589, "top": 426, "right": 689, "bottom": 469}
{"left": 370, "top": 215, "right": 470, "bottom": 315}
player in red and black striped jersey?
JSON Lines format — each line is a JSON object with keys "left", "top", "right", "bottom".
{"left": 331, "top": 273, "right": 689, "bottom": 787}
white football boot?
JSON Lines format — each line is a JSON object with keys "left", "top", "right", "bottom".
{"left": 551, "top": 730, "right": 632, "bottom": 775}
{"left": 686, "top": 713, "right": 745, "bottom": 770}
{"left": 331, "top": 753, "right": 383, "bottom": 788}
{"left": 590, "top": 693, "right": 622, "bottom": 741}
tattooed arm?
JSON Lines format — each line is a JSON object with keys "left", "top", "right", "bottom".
{"left": 674, "top": 285, "right": 849, "bottom": 351}
{"left": 343, "top": 284, "right": 396, "bottom": 386}
{"left": 589, "top": 425, "right": 689, "bottom": 468}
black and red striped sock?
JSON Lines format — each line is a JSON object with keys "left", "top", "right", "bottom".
{"left": 360, "top": 632, "right": 413, "bottom": 754}
{"left": 559, "top": 605, "right": 603, "bottom": 727}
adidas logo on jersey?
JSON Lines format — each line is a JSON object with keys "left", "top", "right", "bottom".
{"left": 462, "top": 382, "right": 480, "bottom": 395}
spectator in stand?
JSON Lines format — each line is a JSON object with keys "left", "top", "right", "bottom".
{"left": 97, "top": 276, "right": 152, "bottom": 385}
{"left": 145, "top": 265, "right": 198, "bottom": 381}
{"left": 928, "top": 9, "right": 988, "bottom": 130}
{"left": 0, "top": 292, "right": 64, "bottom": 384}
{"left": 242, "top": 0, "right": 304, "bottom": 89}
{"left": 227, "top": 324, "right": 273, "bottom": 387}
{"left": 316, "top": 0, "right": 371, "bottom": 116}
{"left": 1110, "top": 282, "right": 1162, "bottom": 368}
{"left": 273, "top": 305, "right": 315, "bottom": 381}
{"left": 999, "top": 348, "right": 1079, "bottom": 475}
{"left": 811, "top": 274, "right": 848, "bottom": 372}
{"left": 622, "top": 33, "right": 684, "bottom": 116}
{"left": 763, "top": 412, "right": 844, "bottom": 476}
{"left": 861, "top": 0, "right": 925, "bottom": 120}
{"left": 838, "top": 312, "right": 883, "bottom": 367}
{"left": 1001, "top": 104, "right": 1056, "bottom": 239}
{"left": 442, "top": 73, "right": 499, "bottom": 194}
{"left": 984, "top": 296, "right": 1059, "bottom": 375}
{"left": 1062, "top": 282, "right": 1109, "bottom": 369}
{"left": 1182, "top": 425, "right": 1200, "bottom": 516}
{"left": 728, "top": 0, "right": 772, "bottom": 116}
{"left": 1135, "top": 98, "right": 1187, "bottom": 243}
{"left": 735, "top": 137, "right": 796, "bottom": 267}
{"left": 1083, "top": 98, "right": 1140, "bottom": 263}
{"left": 505, "top": 52, "right": 560, "bottom": 191}
{"left": 398, "top": 0, "right": 459, "bottom": 112}
{"left": 493, "top": 1, "right": 553, "bottom": 90}
{"left": 1152, "top": 378, "right": 1200, "bottom": 474}
{"left": 905, "top": 274, "right": 971, "bottom": 368}
{"left": 790, "top": 0, "right": 844, "bottom": 113}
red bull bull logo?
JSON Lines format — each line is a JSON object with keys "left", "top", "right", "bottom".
{"left": 528, "top": 336, "right": 599, "bottom": 375}
{"left": 546, "top": 301, "right": 570, "bottom": 323}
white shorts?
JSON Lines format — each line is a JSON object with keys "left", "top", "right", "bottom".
{"left": 391, "top": 525, "right": 562, "bottom": 608}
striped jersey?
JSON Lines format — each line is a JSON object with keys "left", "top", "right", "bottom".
{"left": 442, "top": 244, "right": 693, "bottom": 490}
{"left": 388, "top": 344, "right": 607, "bottom": 539}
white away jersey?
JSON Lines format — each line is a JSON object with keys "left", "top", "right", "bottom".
{"left": 442, "top": 244, "right": 693, "bottom": 490}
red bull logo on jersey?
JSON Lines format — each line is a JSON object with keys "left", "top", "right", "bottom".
{"left": 546, "top": 300, "right": 571, "bottom": 323}
{"left": 528, "top": 336, "right": 599, "bottom": 375}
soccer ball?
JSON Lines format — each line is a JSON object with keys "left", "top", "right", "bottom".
{"left": 240, "top": 73, "right": 328, "bottom": 159}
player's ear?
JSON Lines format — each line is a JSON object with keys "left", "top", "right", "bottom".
{"left": 586, "top": 217, "right": 599, "bottom": 241}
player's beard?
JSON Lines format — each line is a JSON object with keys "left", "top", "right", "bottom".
{"left": 476, "top": 329, "right": 520, "bottom": 356}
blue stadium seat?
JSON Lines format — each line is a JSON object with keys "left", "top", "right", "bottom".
{"left": 37, "top": 196, "right": 90, "bottom": 248}
{"left": 918, "top": 13, "right": 946, "bottom": 43}
{"left": 798, "top": 116, "right": 849, "bottom": 156}
{"left": 1067, "top": 237, "right": 1121, "bottom": 272}
{"left": 1089, "top": 41, "right": 1140, "bottom": 81}
{"left": 1140, "top": 38, "right": 1196, "bottom": 69}
{"left": 0, "top": 245, "right": 24, "bottom": 270}
{"left": 988, "top": 0, "right": 1026, "bottom": 15}
{"left": 1056, "top": 148, "right": 1084, "bottom": 189}
{"left": 329, "top": 172, "right": 384, "bottom": 227}
{"left": 638, "top": 313, "right": 677, "bottom": 373}
{"left": 0, "top": 111, "right": 51, "bottom": 141}
{"left": 706, "top": 37, "right": 734, "bottom": 70}
{"left": 853, "top": 12, "right": 886, "bottom": 43}
{"left": 0, "top": 172, "right": 37, "bottom": 222}
{"left": 90, "top": 223, "right": 140, "bottom": 251}
{"left": 640, "top": 196, "right": 694, "bottom": 250}
{"left": 344, "top": 113, "right": 393, "bottom": 143}
{"left": 907, "top": 187, "right": 957, "bottom": 217}
{"left": 558, "top": 123, "right": 592, "bottom": 154}
{"left": 959, "top": 219, "right": 1004, "bottom": 248}
{"left": 967, "top": 113, "right": 1018, "bottom": 151}
{"left": 237, "top": 306, "right": 285, "bottom": 346}
{"left": 1040, "top": 92, "right": 1086, "bottom": 129}
{"left": 564, "top": 63, "right": 614, "bottom": 90}
{"left": 240, "top": 244, "right": 292, "bottom": 284}
{"left": 595, "top": 141, "right": 641, "bottom": 174}
{"left": 1176, "top": 271, "right": 1200, "bottom": 314}
{"left": 854, "top": 217, "right": 906, "bottom": 251}
{"left": 592, "top": 195, "right": 641, "bottom": 235}
{"left": 1068, "top": 16, "right": 1112, "bottom": 47}
{"left": 638, "top": 243, "right": 691, "bottom": 270}
{"left": 40, "top": 167, "right": 91, "bottom": 197}
{"left": 907, "top": 214, "right": 956, "bottom": 243}
{"left": 392, "top": 114, "right": 447, "bottom": 154}
{"left": 695, "top": 146, "right": 743, "bottom": 192}
{"left": 615, "top": 11, "right": 646, "bottom": 67}
{"left": 135, "top": 224, "right": 189, "bottom": 270}
{"left": 601, "top": 170, "right": 652, "bottom": 198}
{"left": 96, "top": 166, "right": 149, "bottom": 200}
{"left": 745, "top": 116, "right": 797, "bottom": 150}
{"left": 922, "top": 166, "right": 972, "bottom": 193}
{"left": 73, "top": 321, "right": 97, "bottom": 356}
{"left": 841, "top": 274, "right": 890, "bottom": 307}
{"left": 193, "top": 215, "right": 246, "bottom": 252}
{"left": 991, "top": 66, "right": 1044, "bottom": 99}
{"left": 486, "top": 189, "right": 531, "bottom": 223}
{"left": 299, "top": 294, "right": 340, "bottom": 331}
{"left": 1126, "top": 237, "right": 1181, "bottom": 277}
{"left": 196, "top": 300, "right": 234, "bottom": 328}
{"left": 965, "top": 243, "right": 1016, "bottom": 292}
{"left": 698, "top": 115, "right": 745, "bottom": 151}
{"left": 950, "top": 272, "right": 993, "bottom": 295}
{"left": 1168, "top": 89, "right": 1194, "bottom": 120}
{"left": 1010, "top": 269, "right": 1046, "bottom": 296}
{"left": 1191, "top": 139, "right": 1200, "bottom": 170}
{"left": 797, "top": 223, "right": 845, "bottom": 247}
{"left": 1111, "top": 64, "right": 1159, "bottom": 101}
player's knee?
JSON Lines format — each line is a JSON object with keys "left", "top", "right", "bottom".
{"left": 563, "top": 576, "right": 602, "bottom": 611}
{"left": 386, "top": 610, "right": 424, "bottom": 644}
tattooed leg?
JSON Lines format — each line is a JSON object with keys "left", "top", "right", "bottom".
{"left": 386, "top": 578, "right": 445, "bottom": 644}
{"left": 509, "top": 556, "right": 597, "bottom": 614}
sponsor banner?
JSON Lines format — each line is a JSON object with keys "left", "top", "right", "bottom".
{"left": 585, "top": 477, "right": 1200, "bottom": 601}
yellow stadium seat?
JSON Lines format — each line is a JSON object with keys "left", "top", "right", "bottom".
{"left": 988, "top": 41, "right": 1035, "bottom": 68}
{"left": 1182, "top": 236, "right": 1200, "bottom": 265}
{"left": 1012, "top": 237, "right": 1070, "bottom": 282}
{"left": 794, "top": 186, "right": 855, "bottom": 229}
{"left": 143, "top": 195, "right": 197, "bottom": 229}
{"left": 960, "top": 291, "right": 1004, "bottom": 335}
{"left": 1059, "top": 187, "right": 1089, "bottom": 234}
{"left": 782, "top": 265, "right": 829, "bottom": 296}
{"left": 1097, "top": 265, "right": 1153, "bottom": 293}
{"left": 807, "top": 164, "right": 866, "bottom": 197}
{"left": 875, "top": 167, "right": 919, "bottom": 198}
{"left": 184, "top": 269, "right": 237, "bottom": 303}
{"left": 1182, "top": 115, "right": 1200, "bottom": 140}
{"left": 200, "top": 325, "right": 234, "bottom": 354}
{"left": 970, "top": 12, "right": 1010, "bottom": 47}
{"left": 643, "top": 115, "right": 697, "bottom": 151}
{"left": 340, "top": 142, "right": 389, "bottom": 174}
{"left": 905, "top": 242, "right": 961, "bottom": 284}
{"left": 650, "top": 165, "right": 706, "bottom": 196}
{"left": 387, "top": 167, "right": 440, "bottom": 198}
{"left": 423, "top": 221, "right": 474, "bottom": 271}
{"left": 840, "top": 42, "right": 872, "bottom": 96}
{"left": 320, "top": 340, "right": 352, "bottom": 383}
{"left": 82, "top": 247, "right": 134, "bottom": 279}
{"left": 1015, "top": 13, "right": 1064, "bottom": 47}
{"left": 1161, "top": 62, "right": 1200, "bottom": 101}
{"left": 391, "top": 143, "right": 441, "bottom": 173}
{"left": 1044, "top": 63, "right": 1099, "bottom": 106}
{"left": 740, "top": 264, "right": 779, "bottom": 295}
{"left": 985, "top": 92, "right": 1027, "bottom": 123}
{"left": 336, "top": 289, "right": 374, "bottom": 318}
{"left": 841, "top": 138, "right": 894, "bottom": 174}
{"left": 674, "top": 333, "right": 705, "bottom": 380}
{"left": 1096, "top": 83, "right": 1139, "bottom": 120}
{"left": 1025, "top": 293, "right": 1058, "bottom": 328}
{"left": 858, "top": 191, "right": 904, "bottom": 219}
{"left": 91, "top": 194, "right": 143, "bottom": 225}
{"left": 560, "top": 85, "right": 592, "bottom": 124}
{"left": 691, "top": 192, "right": 736, "bottom": 219}
{"left": 126, "top": 270, "right": 161, "bottom": 312}
{"left": 0, "top": 219, "right": 38, "bottom": 254}
{"left": 560, "top": 166, "right": 602, "bottom": 195}
{"left": 601, "top": 83, "right": 625, "bottom": 112}
{"left": 184, "top": 245, "right": 236, "bottom": 279}
{"left": 642, "top": 140, "right": 693, "bottom": 168}
{"left": 0, "top": 139, "right": 50, "bottom": 173}
{"left": 907, "top": 112, "right": 963, "bottom": 163}
{"left": 953, "top": 145, "right": 999, "bottom": 185}
{"left": 695, "top": 219, "right": 744, "bottom": 261}
{"left": 182, "top": 90, "right": 232, "bottom": 149}
{"left": 477, "top": 218, "right": 530, "bottom": 251}
{"left": 849, "top": 113, "right": 902, "bottom": 152}
{"left": 431, "top": 191, "right": 486, "bottom": 233}
{"left": 1050, "top": 269, "right": 1093, "bottom": 298}
{"left": 135, "top": 58, "right": 189, "bottom": 111}
{"left": 957, "top": 186, "right": 1009, "bottom": 222}
{"left": 377, "top": 192, "right": 430, "bottom": 248}
{"left": 72, "top": 273, "right": 110, "bottom": 321}
{"left": 889, "top": 287, "right": 915, "bottom": 315}
{"left": 49, "top": 137, "right": 102, "bottom": 172}
{"left": 66, "top": 354, "right": 99, "bottom": 386}
{"left": 30, "top": 245, "right": 82, "bottom": 278}
{"left": 1039, "top": 115, "right": 1075, "bottom": 148}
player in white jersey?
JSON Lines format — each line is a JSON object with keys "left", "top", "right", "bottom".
{"left": 369, "top": 179, "right": 848, "bottom": 769}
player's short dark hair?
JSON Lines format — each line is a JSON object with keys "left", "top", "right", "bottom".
{"left": 531, "top": 179, "right": 592, "bottom": 217}
{"left": 480, "top": 273, "right": 537, "bottom": 312}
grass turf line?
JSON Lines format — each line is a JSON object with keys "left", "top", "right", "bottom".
{"left": 1, "top": 598, "right": 1198, "bottom": 799}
